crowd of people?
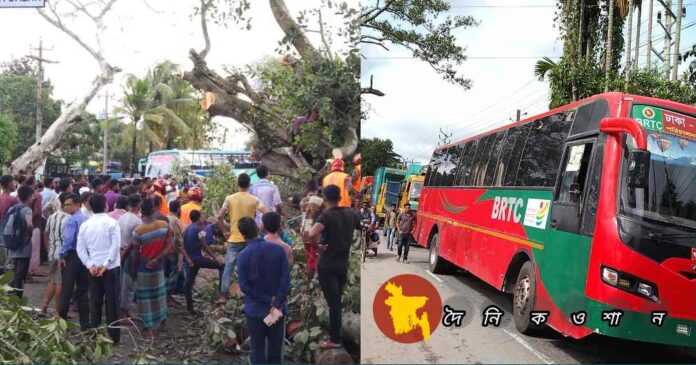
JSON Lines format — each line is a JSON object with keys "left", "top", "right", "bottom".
{"left": 0, "top": 157, "right": 361, "bottom": 364}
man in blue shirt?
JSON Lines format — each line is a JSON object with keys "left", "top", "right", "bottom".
{"left": 57, "top": 192, "right": 90, "bottom": 330}
{"left": 236, "top": 216, "right": 290, "bottom": 364}
{"left": 182, "top": 210, "right": 224, "bottom": 314}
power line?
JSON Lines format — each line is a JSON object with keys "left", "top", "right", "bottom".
{"left": 363, "top": 55, "right": 562, "bottom": 60}
{"left": 441, "top": 78, "right": 540, "bottom": 130}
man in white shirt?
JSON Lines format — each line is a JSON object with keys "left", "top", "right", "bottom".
{"left": 76, "top": 194, "right": 121, "bottom": 344}
{"left": 117, "top": 193, "right": 142, "bottom": 318}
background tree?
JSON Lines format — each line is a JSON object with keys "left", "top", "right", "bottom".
{"left": 536, "top": 0, "right": 694, "bottom": 109}
{"left": 0, "top": 113, "right": 18, "bottom": 167}
{"left": 0, "top": 60, "right": 61, "bottom": 158}
{"left": 360, "top": 0, "right": 478, "bottom": 89}
{"left": 359, "top": 137, "right": 402, "bottom": 177}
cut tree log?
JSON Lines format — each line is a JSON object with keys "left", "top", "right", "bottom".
{"left": 341, "top": 311, "right": 360, "bottom": 346}
{"left": 10, "top": 67, "right": 118, "bottom": 174}
{"left": 314, "top": 347, "right": 354, "bottom": 364}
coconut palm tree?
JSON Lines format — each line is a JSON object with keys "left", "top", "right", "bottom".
{"left": 119, "top": 62, "right": 195, "bottom": 174}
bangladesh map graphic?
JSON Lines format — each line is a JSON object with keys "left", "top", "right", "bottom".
{"left": 373, "top": 274, "right": 443, "bottom": 343}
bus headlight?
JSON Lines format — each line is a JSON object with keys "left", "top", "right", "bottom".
{"left": 602, "top": 267, "right": 619, "bottom": 286}
{"left": 600, "top": 265, "right": 659, "bottom": 302}
{"left": 637, "top": 282, "right": 654, "bottom": 297}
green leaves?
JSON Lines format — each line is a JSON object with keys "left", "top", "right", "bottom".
{"left": 361, "top": 0, "right": 477, "bottom": 88}
{"left": 293, "top": 329, "right": 309, "bottom": 344}
{"left": 0, "top": 272, "right": 113, "bottom": 363}
{"left": 360, "top": 137, "right": 402, "bottom": 176}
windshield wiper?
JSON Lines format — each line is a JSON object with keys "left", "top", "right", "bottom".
{"left": 644, "top": 231, "right": 696, "bottom": 240}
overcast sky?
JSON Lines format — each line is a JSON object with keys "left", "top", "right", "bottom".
{"left": 361, "top": 0, "right": 696, "bottom": 164}
{"left": 0, "top": 0, "right": 352, "bottom": 151}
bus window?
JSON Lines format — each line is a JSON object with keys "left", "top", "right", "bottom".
{"left": 501, "top": 124, "right": 531, "bottom": 186}
{"left": 425, "top": 149, "right": 444, "bottom": 186}
{"left": 441, "top": 145, "right": 460, "bottom": 186}
{"left": 557, "top": 143, "right": 593, "bottom": 204}
{"left": 569, "top": 98, "right": 608, "bottom": 136}
{"left": 581, "top": 139, "right": 605, "bottom": 235}
{"left": 517, "top": 113, "right": 570, "bottom": 187}
{"left": 484, "top": 131, "right": 508, "bottom": 186}
{"left": 453, "top": 141, "right": 471, "bottom": 186}
{"left": 459, "top": 139, "right": 480, "bottom": 186}
{"left": 473, "top": 134, "right": 495, "bottom": 186}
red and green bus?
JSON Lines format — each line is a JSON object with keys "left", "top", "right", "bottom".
{"left": 417, "top": 92, "right": 696, "bottom": 347}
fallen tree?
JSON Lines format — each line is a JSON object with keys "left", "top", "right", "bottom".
{"left": 10, "top": 0, "right": 121, "bottom": 175}
{"left": 183, "top": 0, "right": 360, "bottom": 180}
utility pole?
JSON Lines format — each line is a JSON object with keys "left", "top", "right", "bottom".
{"left": 28, "top": 39, "right": 56, "bottom": 143}
{"left": 661, "top": 0, "right": 674, "bottom": 78}
{"left": 634, "top": 0, "right": 643, "bottom": 72}
{"left": 647, "top": 0, "right": 654, "bottom": 68}
{"left": 514, "top": 109, "right": 528, "bottom": 121}
{"left": 437, "top": 128, "right": 452, "bottom": 147}
{"left": 671, "top": 0, "right": 684, "bottom": 80}
{"left": 625, "top": 0, "right": 635, "bottom": 81}
{"left": 98, "top": 89, "right": 115, "bottom": 175}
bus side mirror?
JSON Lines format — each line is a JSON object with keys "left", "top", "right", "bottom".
{"left": 628, "top": 150, "right": 651, "bottom": 189}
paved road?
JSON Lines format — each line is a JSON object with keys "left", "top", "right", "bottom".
{"left": 361, "top": 241, "right": 696, "bottom": 364}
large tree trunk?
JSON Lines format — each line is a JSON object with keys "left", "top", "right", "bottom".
{"left": 10, "top": 0, "right": 120, "bottom": 175}
{"left": 11, "top": 67, "right": 117, "bottom": 174}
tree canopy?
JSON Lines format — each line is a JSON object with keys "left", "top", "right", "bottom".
{"left": 536, "top": 0, "right": 696, "bottom": 108}
{"left": 360, "top": 0, "right": 477, "bottom": 89}
{"left": 0, "top": 59, "right": 61, "bottom": 159}
{"left": 359, "top": 137, "right": 402, "bottom": 177}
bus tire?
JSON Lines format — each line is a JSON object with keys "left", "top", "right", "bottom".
{"left": 428, "top": 233, "right": 451, "bottom": 274}
{"left": 513, "top": 261, "right": 539, "bottom": 334}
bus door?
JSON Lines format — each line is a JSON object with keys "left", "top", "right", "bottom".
{"left": 548, "top": 137, "right": 604, "bottom": 333}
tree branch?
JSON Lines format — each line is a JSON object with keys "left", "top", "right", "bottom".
{"left": 317, "top": 9, "right": 332, "bottom": 61}
{"left": 36, "top": 3, "right": 104, "bottom": 65}
{"left": 361, "top": 87, "right": 385, "bottom": 96}
{"left": 199, "top": 0, "right": 212, "bottom": 59}
{"left": 361, "top": 40, "right": 389, "bottom": 51}
{"left": 269, "top": 0, "right": 317, "bottom": 58}
{"left": 361, "top": 0, "right": 395, "bottom": 25}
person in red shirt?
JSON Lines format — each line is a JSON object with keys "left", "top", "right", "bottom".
{"left": 0, "top": 175, "right": 19, "bottom": 219}
{"left": 0, "top": 175, "right": 19, "bottom": 275}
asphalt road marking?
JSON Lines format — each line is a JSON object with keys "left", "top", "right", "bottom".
{"left": 425, "top": 269, "right": 444, "bottom": 283}
{"left": 503, "top": 329, "right": 555, "bottom": 364}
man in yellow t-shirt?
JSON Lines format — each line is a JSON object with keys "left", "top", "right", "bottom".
{"left": 215, "top": 173, "right": 267, "bottom": 301}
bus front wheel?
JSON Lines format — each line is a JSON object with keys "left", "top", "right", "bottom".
{"left": 513, "top": 261, "right": 540, "bottom": 334}
{"left": 428, "top": 233, "right": 451, "bottom": 274}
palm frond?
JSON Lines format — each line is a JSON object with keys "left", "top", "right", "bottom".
{"left": 534, "top": 57, "right": 558, "bottom": 81}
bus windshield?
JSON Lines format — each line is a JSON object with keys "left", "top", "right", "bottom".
{"left": 409, "top": 181, "right": 423, "bottom": 200}
{"left": 622, "top": 105, "right": 696, "bottom": 229}
{"left": 146, "top": 153, "right": 177, "bottom": 177}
